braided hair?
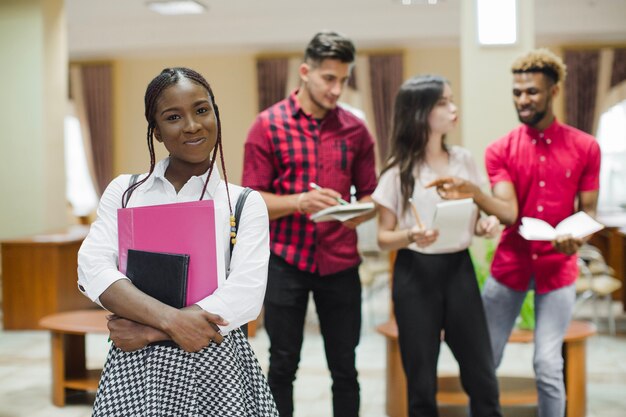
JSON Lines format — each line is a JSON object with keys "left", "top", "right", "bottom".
{"left": 121, "top": 67, "right": 234, "bottom": 213}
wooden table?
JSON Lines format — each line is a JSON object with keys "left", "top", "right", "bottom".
{"left": 1, "top": 228, "right": 95, "bottom": 329}
{"left": 39, "top": 309, "right": 109, "bottom": 406}
{"left": 377, "top": 319, "right": 596, "bottom": 417}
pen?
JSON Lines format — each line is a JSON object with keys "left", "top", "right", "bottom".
{"left": 309, "top": 182, "right": 349, "bottom": 205}
{"left": 408, "top": 198, "right": 424, "bottom": 230}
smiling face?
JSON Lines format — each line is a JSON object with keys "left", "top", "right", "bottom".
{"left": 428, "top": 83, "right": 458, "bottom": 136}
{"left": 512, "top": 72, "right": 557, "bottom": 129}
{"left": 153, "top": 78, "right": 217, "bottom": 172}
{"left": 298, "top": 58, "right": 352, "bottom": 119}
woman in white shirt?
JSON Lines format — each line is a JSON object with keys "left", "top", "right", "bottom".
{"left": 372, "top": 75, "right": 502, "bottom": 417}
{"left": 77, "top": 67, "right": 278, "bottom": 416}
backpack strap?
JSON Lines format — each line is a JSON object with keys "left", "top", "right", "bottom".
{"left": 123, "top": 174, "right": 140, "bottom": 207}
{"left": 230, "top": 187, "right": 253, "bottom": 256}
{"left": 229, "top": 187, "right": 253, "bottom": 338}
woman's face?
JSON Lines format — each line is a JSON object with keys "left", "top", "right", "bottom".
{"left": 427, "top": 83, "right": 458, "bottom": 135}
{"left": 153, "top": 78, "right": 217, "bottom": 169}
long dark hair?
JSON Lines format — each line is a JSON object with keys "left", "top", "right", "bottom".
{"left": 381, "top": 75, "right": 449, "bottom": 214}
{"left": 120, "top": 67, "right": 233, "bottom": 212}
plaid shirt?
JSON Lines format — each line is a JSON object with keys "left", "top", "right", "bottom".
{"left": 242, "top": 91, "right": 377, "bottom": 275}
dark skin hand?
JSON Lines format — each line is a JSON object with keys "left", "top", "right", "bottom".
{"left": 551, "top": 235, "right": 584, "bottom": 256}
{"left": 425, "top": 177, "right": 518, "bottom": 226}
{"left": 551, "top": 190, "right": 598, "bottom": 255}
{"left": 100, "top": 280, "right": 228, "bottom": 353}
{"left": 426, "top": 176, "right": 475, "bottom": 200}
{"left": 106, "top": 307, "right": 225, "bottom": 352}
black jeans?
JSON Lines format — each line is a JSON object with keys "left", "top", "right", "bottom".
{"left": 264, "top": 254, "right": 361, "bottom": 417}
{"left": 393, "top": 249, "right": 502, "bottom": 417}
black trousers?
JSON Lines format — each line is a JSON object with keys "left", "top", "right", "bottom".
{"left": 393, "top": 249, "right": 502, "bottom": 417}
{"left": 264, "top": 254, "right": 361, "bottom": 417}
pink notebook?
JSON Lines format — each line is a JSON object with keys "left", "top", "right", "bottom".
{"left": 118, "top": 200, "right": 218, "bottom": 306}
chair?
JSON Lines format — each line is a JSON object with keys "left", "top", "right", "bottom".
{"left": 575, "top": 244, "right": 622, "bottom": 335}
{"left": 356, "top": 218, "right": 391, "bottom": 328}
{"left": 359, "top": 250, "right": 390, "bottom": 329}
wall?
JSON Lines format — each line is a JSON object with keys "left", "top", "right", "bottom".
{"left": 109, "top": 44, "right": 570, "bottom": 188}
{"left": 112, "top": 47, "right": 466, "bottom": 183}
{"left": 113, "top": 54, "right": 258, "bottom": 185}
{"left": 0, "top": 0, "right": 67, "bottom": 240}
{"left": 404, "top": 46, "right": 462, "bottom": 146}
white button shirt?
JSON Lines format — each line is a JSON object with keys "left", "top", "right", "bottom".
{"left": 77, "top": 158, "right": 270, "bottom": 334}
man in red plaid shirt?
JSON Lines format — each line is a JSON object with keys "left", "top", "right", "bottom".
{"left": 242, "top": 31, "right": 377, "bottom": 417}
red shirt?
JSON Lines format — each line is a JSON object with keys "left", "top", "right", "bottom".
{"left": 242, "top": 91, "right": 377, "bottom": 276}
{"left": 486, "top": 120, "right": 601, "bottom": 293}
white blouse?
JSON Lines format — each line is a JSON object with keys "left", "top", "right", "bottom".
{"left": 77, "top": 158, "right": 270, "bottom": 334}
{"left": 372, "top": 146, "right": 483, "bottom": 254}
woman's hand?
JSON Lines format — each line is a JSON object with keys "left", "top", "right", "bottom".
{"left": 407, "top": 226, "right": 439, "bottom": 248}
{"left": 476, "top": 215, "right": 500, "bottom": 238}
{"left": 162, "top": 307, "right": 228, "bottom": 353}
{"left": 107, "top": 314, "right": 168, "bottom": 352}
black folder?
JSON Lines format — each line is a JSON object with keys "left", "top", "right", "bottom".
{"left": 125, "top": 249, "right": 190, "bottom": 309}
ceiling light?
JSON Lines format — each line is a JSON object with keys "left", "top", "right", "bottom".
{"left": 147, "top": 0, "right": 207, "bottom": 16}
{"left": 397, "top": 0, "right": 441, "bottom": 5}
{"left": 477, "top": 0, "right": 517, "bottom": 45}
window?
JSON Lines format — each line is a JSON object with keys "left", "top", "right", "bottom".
{"left": 64, "top": 104, "right": 99, "bottom": 217}
{"left": 596, "top": 99, "right": 626, "bottom": 210}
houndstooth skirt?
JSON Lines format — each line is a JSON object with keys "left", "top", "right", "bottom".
{"left": 92, "top": 328, "right": 279, "bottom": 417}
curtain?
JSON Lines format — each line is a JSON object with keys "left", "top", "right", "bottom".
{"left": 368, "top": 54, "right": 403, "bottom": 163}
{"left": 256, "top": 58, "right": 289, "bottom": 112}
{"left": 610, "top": 48, "right": 626, "bottom": 88}
{"left": 69, "top": 66, "right": 98, "bottom": 193}
{"left": 80, "top": 64, "right": 113, "bottom": 194}
{"left": 564, "top": 50, "right": 600, "bottom": 134}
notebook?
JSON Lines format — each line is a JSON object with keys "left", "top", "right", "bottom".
{"left": 125, "top": 249, "right": 190, "bottom": 309}
{"left": 310, "top": 202, "right": 375, "bottom": 222}
{"left": 428, "top": 198, "right": 476, "bottom": 251}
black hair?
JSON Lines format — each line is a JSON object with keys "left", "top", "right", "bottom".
{"left": 121, "top": 67, "right": 233, "bottom": 213}
{"left": 512, "top": 67, "right": 559, "bottom": 85}
{"left": 381, "top": 74, "right": 449, "bottom": 214}
{"left": 304, "top": 31, "right": 356, "bottom": 66}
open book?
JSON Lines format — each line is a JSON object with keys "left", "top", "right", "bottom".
{"left": 427, "top": 198, "right": 476, "bottom": 251}
{"left": 518, "top": 211, "right": 604, "bottom": 241}
{"left": 310, "top": 202, "right": 375, "bottom": 223}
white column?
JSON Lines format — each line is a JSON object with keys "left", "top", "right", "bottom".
{"left": 460, "top": 0, "right": 535, "bottom": 167}
{"left": 0, "top": 0, "right": 68, "bottom": 239}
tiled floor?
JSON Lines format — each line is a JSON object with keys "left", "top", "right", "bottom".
{"left": 1, "top": 284, "right": 625, "bottom": 417}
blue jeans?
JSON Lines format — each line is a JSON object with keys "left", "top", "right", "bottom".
{"left": 481, "top": 276, "right": 576, "bottom": 417}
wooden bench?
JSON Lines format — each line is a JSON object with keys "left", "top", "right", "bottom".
{"left": 376, "top": 319, "right": 596, "bottom": 417}
{"left": 39, "top": 309, "right": 109, "bottom": 406}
